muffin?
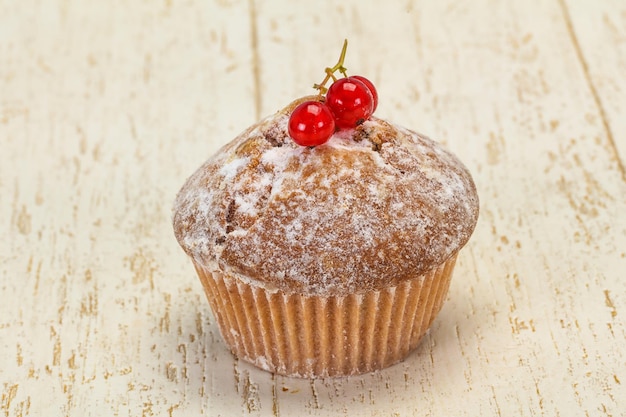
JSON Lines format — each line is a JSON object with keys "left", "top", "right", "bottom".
{"left": 172, "top": 99, "right": 479, "bottom": 378}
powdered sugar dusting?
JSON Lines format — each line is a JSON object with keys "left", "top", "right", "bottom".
{"left": 173, "top": 111, "right": 479, "bottom": 296}
{"left": 219, "top": 157, "right": 249, "bottom": 180}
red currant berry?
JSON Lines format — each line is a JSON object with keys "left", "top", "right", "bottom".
{"left": 326, "top": 77, "right": 374, "bottom": 129}
{"left": 288, "top": 101, "right": 336, "bottom": 146}
{"left": 351, "top": 75, "right": 378, "bottom": 112}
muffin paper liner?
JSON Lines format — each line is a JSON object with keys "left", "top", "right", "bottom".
{"left": 194, "top": 253, "right": 457, "bottom": 378}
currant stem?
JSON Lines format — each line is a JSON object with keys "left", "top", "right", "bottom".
{"left": 333, "top": 39, "right": 348, "bottom": 75}
{"left": 314, "top": 39, "right": 349, "bottom": 94}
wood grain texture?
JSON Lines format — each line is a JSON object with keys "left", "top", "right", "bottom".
{"left": 1, "top": 0, "right": 625, "bottom": 416}
{"left": 561, "top": 0, "right": 626, "bottom": 177}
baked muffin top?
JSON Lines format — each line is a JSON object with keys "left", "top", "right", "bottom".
{"left": 173, "top": 108, "right": 479, "bottom": 295}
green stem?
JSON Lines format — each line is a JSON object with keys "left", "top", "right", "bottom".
{"left": 314, "top": 39, "right": 349, "bottom": 94}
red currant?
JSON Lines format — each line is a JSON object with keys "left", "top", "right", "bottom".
{"left": 351, "top": 75, "right": 378, "bottom": 112}
{"left": 326, "top": 77, "right": 374, "bottom": 129}
{"left": 288, "top": 101, "right": 336, "bottom": 146}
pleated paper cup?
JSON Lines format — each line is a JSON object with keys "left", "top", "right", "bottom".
{"left": 193, "top": 253, "right": 457, "bottom": 378}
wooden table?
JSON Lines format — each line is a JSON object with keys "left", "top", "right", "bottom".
{"left": 2, "top": 1, "right": 625, "bottom": 415}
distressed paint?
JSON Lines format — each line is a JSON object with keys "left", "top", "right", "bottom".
{"left": 1, "top": 0, "right": 625, "bottom": 416}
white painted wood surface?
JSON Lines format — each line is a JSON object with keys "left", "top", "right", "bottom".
{"left": 2, "top": 0, "right": 625, "bottom": 415}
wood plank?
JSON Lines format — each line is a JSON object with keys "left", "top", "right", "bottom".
{"left": 1, "top": 0, "right": 625, "bottom": 415}
{"left": 0, "top": 0, "right": 256, "bottom": 415}
{"left": 560, "top": 0, "right": 626, "bottom": 177}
